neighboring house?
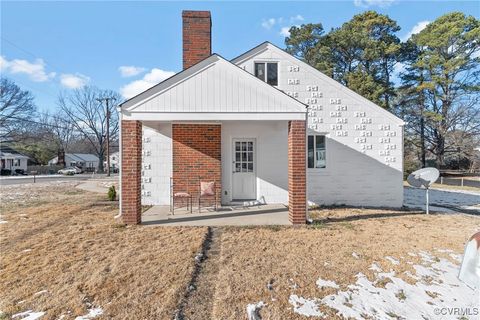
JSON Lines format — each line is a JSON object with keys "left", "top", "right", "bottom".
{"left": 103, "top": 151, "right": 119, "bottom": 171}
{"left": 117, "top": 11, "right": 404, "bottom": 225}
{"left": 0, "top": 148, "right": 29, "bottom": 174}
{"left": 48, "top": 153, "right": 99, "bottom": 170}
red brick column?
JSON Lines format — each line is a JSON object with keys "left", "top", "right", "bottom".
{"left": 121, "top": 120, "right": 142, "bottom": 224}
{"left": 172, "top": 124, "right": 221, "bottom": 207}
{"left": 288, "top": 120, "right": 307, "bottom": 224}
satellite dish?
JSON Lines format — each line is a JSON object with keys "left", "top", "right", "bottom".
{"left": 407, "top": 167, "right": 440, "bottom": 214}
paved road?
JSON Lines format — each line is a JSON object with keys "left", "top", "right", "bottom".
{"left": 404, "top": 186, "right": 480, "bottom": 214}
{"left": 0, "top": 174, "right": 93, "bottom": 186}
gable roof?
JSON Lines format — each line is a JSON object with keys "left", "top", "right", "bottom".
{"left": 231, "top": 41, "right": 404, "bottom": 125}
{"left": 67, "top": 154, "right": 99, "bottom": 162}
{"left": 120, "top": 54, "right": 307, "bottom": 115}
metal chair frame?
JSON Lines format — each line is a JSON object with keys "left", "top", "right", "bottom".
{"left": 198, "top": 178, "right": 217, "bottom": 213}
{"left": 170, "top": 177, "right": 192, "bottom": 215}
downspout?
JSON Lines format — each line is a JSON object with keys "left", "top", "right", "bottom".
{"left": 114, "top": 105, "right": 123, "bottom": 220}
{"left": 305, "top": 106, "right": 310, "bottom": 223}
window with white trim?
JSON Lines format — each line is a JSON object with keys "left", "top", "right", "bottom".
{"left": 254, "top": 62, "right": 278, "bottom": 86}
{"left": 308, "top": 135, "right": 326, "bottom": 168}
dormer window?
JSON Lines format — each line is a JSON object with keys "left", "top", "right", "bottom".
{"left": 254, "top": 62, "right": 278, "bottom": 86}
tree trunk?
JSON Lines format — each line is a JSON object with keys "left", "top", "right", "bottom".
{"left": 98, "top": 151, "right": 104, "bottom": 173}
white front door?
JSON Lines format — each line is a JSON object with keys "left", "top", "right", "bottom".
{"left": 232, "top": 139, "right": 256, "bottom": 200}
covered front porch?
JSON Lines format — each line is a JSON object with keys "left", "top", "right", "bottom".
{"left": 118, "top": 54, "right": 308, "bottom": 225}
{"left": 142, "top": 203, "right": 290, "bottom": 226}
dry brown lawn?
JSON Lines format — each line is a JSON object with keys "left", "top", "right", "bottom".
{"left": 1, "top": 183, "right": 478, "bottom": 319}
{"left": 208, "top": 208, "right": 479, "bottom": 319}
{"left": 0, "top": 182, "right": 207, "bottom": 320}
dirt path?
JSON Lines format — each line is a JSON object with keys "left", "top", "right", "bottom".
{"left": 179, "top": 227, "right": 224, "bottom": 320}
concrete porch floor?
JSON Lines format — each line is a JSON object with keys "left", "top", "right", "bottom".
{"left": 141, "top": 203, "right": 290, "bottom": 226}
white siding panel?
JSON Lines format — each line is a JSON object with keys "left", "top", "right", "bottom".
{"left": 141, "top": 122, "right": 172, "bottom": 206}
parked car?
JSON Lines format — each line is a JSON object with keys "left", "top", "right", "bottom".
{"left": 58, "top": 167, "right": 82, "bottom": 175}
{"left": 14, "top": 169, "right": 27, "bottom": 175}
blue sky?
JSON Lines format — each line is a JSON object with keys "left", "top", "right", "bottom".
{"left": 1, "top": 0, "right": 479, "bottom": 114}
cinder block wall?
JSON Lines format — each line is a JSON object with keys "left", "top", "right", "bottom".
{"left": 172, "top": 124, "right": 221, "bottom": 206}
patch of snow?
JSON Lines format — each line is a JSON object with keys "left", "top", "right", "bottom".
{"left": 385, "top": 256, "right": 399, "bottom": 265}
{"left": 22, "top": 249, "right": 32, "bottom": 252}
{"left": 369, "top": 263, "right": 382, "bottom": 272}
{"left": 316, "top": 278, "right": 339, "bottom": 289}
{"left": 320, "top": 254, "right": 478, "bottom": 319}
{"left": 435, "top": 248, "right": 454, "bottom": 253}
{"left": 289, "top": 295, "right": 324, "bottom": 317}
{"left": 12, "top": 310, "right": 45, "bottom": 320}
{"left": 407, "top": 252, "right": 417, "bottom": 257}
{"left": 0, "top": 220, "right": 7, "bottom": 224}
{"left": 74, "top": 307, "right": 103, "bottom": 320}
{"left": 34, "top": 290, "right": 47, "bottom": 296}
{"left": 246, "top": 301, "right": 265, "bottom": 320}
{"left": 352, "top": 252, "right": 360, "bottom": 259}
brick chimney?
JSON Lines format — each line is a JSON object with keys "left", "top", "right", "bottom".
{"left": 182, "top": 10, "right": 212, "bottom": 69}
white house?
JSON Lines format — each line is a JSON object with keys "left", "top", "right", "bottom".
{"left": 0, "top": 150, "right": 29, "bottom": 173}
{"left": 117, "top": 11, "right": 404, "bottom": 225}
{"left": 103, "top": 151, "right": 120, "bottom": 171}
{"left": 48, "top": 153, "right": 99, "bottom": 170}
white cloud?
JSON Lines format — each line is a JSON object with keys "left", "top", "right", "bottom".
{"left": 118, "top": 65, "right": 146, "bottom": 77}
{"left": 0, "top": 56, "right": 55, "bottom": 82}
{"left": 261, "top": 18, "right": 277, "bottom": 30}
{"left": 353, "top": 0, "right": 396, "bottom": 7}
{"left": 280, "top": 27, "right": 292, "bottom": 37}
{"left": 60, "top": 73, "right": 90, "bottom": 89}
{"left": 120, "top": 68, "right": 175, "bottom": 99}
{"left": 402, "top": 21, "right": 430, "bottom": 42}
{"left": 290, "top": 15, "right": 304, "bottom": 23}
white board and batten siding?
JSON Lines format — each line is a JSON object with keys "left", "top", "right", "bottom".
{"left": 233, "top": 43, "right": 404, "bottom": 207}
{"left": 122, "top": 54, "right": 306, "bottom": 120}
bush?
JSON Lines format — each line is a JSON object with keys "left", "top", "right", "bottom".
{"left": 107, "top": 185, "right": 117, "bottom": 201}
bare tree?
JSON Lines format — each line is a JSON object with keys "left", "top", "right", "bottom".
{"left": 0, "top": 78, "right": 37, "bottom": 141}
{"left": 57, "top": 86, "right": 120, "bottom": 172}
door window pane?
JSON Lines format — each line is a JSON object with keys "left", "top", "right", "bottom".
{"left": 254, "top": 63, "right": 265, "bottom": 81}
{"left": 247, "top": 152, "right": 253, "bottom": 162}
{"left": 248, "top": 142, "right": 253, "bottom": 151}
{"left": 242, "top": 163, "right": 247, "bottom": 172}
{"left": 247, "top": 163, "right": 253, "bottom": 172}
{"left": 267, "top": 63, "right": 278, "bottom": 86}
{"left": 235, "top": 142, "right": 241, "bottom": 151}
{"left": 235, "top": 163, "right": 241, "bottom": 172}
{"left": 236, "top": 152, "right": 241, "bottom": 162}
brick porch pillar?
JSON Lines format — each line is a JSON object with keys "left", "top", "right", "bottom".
{"left": 288, "top": 120, "right": 307, "bottom": 224}
{"left": 121, "top": 120, "right": 142, "bottom": 224}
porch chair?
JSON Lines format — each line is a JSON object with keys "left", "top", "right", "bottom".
{"left": 170, "top": 177, "right": 192, "bottom": 215}
{"left": 198, "top": 179, "right": 217, "bottom": 213}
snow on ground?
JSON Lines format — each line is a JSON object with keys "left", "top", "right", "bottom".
{"left": 74, "top": 307, "right": 103, "bottom": 320}
{"left": 290, "top": 251, "right": 479, "bottom": 319}
{"left": 316, "top": 278, "right": 339, "bottom": 289}
{"left": 246, "top": 301, "right": 265, "bottom": 320}
{"left": 289, "top": 295, "right": 325, "bottom": 317}
{"left": 11, "top": 310, "right": 45, "bottom": 320}
{"left": 404, "top": 186, "right": 480, "bottom": 213}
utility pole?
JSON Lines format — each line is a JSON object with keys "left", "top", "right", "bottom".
{"left": 97, "top": 97, "right": 116, "bottom": 177}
